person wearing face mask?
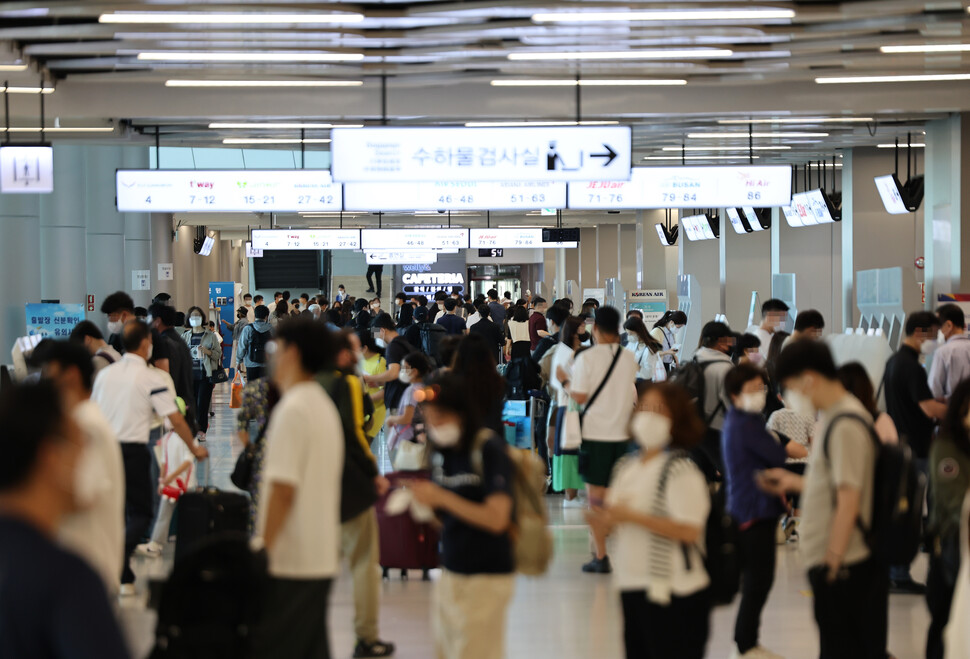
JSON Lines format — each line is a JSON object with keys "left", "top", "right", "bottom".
{"left": 370, "top": 296, "right": 383, "bottom": 317}
{"left": 623, "top": 316, "right": 666, "bottom": 383}
{"left": 687, "top": 321, "right": 736, "bottom": 482}
{"left": 928, "top": 303, "right": 970, "bottom": 403}
{"left": 585, "top": 383, "right": 711, "bottom": 659}
{"left": 92, "top": 321, "right": 207, "bottom": 596}
{"left": 360, "top": 336, "right": 388, "bottom": 442}
{"left": 241, "top": 293, "right": 255, "bottom": 323}
{"left": 385, "top": 353, "right": 433, "bottom": 468}
{"left": 736, "top": 334, "right": 763, "bottom": 368}
{"left": 782, "top": 310, "right": 825, "bottom": 350}
{"left": 100, "top": 291, "right": 137, "bottom": 355}
{"left": 720, "top": 365, "right": 789, "bottom": 659}
{"left": 550, "top": 317, "right": 587, "bottom": 505}
{"left": 69, "top": 320, "right": 122, "bottom": 377}
{"left": 181, "top": 306, "right": 222, "bottom": 436}
{"left": 757, "top": 340, "right": 887, "bottom": 659}
{"left": 364, "top": 314, "right": 417, "bottom": 414}
{"left": 406, "top": 373, "right": 515, "bottom": 659}
{"left": 883, "top": 311, "right": 948, "bottom": 595}
{"left": 744, "top": 299, "right": 790, "bottom": 359}
{"left": 924, "top": 379, "right": 970, "bottom": 659}
{"left": 0, "top": 381, "right": 131, "bottom": 659}
{"left": 650, "top": 310, "right": 688, "bottom": 373}
{"left": 33, "top": 341, "right": 125, "bottom": 597}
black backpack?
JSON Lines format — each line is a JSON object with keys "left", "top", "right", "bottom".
{"left": 822, "top": 413, "right": 925, "bottom": 566}
{"left": 248, "top": 327, "right": 269, "bottom": 364}
{"left": 670, "top": 358, "right": 725, "bottom": 425}
{"left": 150, "top": 537, "right": 267, "bottom": 659}
{"left": 659, "top": 452, "right": 740, "bottom": 606}
{"left": 418, "top": 322, "right": 446, "bottom": 365}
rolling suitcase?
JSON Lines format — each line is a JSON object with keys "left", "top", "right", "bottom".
{"left": 175, "top": 460, "right": 250, "bottom": 563}
{"left": 376, "top": 470, "right": 440, "bottom": 580}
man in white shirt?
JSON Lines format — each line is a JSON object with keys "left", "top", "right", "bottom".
{"left": 36, "top": 341, "right": 125, "bottom": 596}
{"left": 928, "top": 303, "right": 970, "bottom": 402}
{"left": 745, "top": 298, "right": 790, "bottom": 357}
{"left": 266, "top": 291, "right": 283, "bottom": 315}
{"left": 241, "top": 293, "right": 256, "bottom": 324}
{"left": 254, "top": 318, "right": 344, "bottom": 659}
{"left": 92, "top": 321, "right": 207, "bottom": 595}
{"left": 562, "top": 306, "right": 637, "bottom": 574}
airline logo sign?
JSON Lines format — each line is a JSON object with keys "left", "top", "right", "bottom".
{"left": 331, "top": 126, "right": 632, "bottom": 182}
{"left": 115, "top": 170, "right": 342, "bottom": 212}
{"left": 568, "top": 166, "right": 792, "bottom": 209}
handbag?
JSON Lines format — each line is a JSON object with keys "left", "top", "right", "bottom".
{"left": 565, "top": 346, "right": 624, "bottom": 450}
{"left": 210, "top": 368, "right": 229, "bottom": 384}
{"left": 229, "top": 372, "right": 245, "bottom": 409}
{"left": 230, "top": 425, "right": 265, "bottom": 491}
{"left": 392, "top": 439, "right": 427, "bottom": 472}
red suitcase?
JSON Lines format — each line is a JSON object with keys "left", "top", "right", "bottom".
{"left": 376, "top": 470, "right": 440, "bottom": 580}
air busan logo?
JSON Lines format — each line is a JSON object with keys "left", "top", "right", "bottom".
{"left": 190, "top": 181, "right": 214, "bottom": 189}
{"left": 660, "top": 176, "right": 701, "bottom": 189}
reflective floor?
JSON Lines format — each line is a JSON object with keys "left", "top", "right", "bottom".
{"left": 120, "top": 384, "right": 932, "bottom": 659}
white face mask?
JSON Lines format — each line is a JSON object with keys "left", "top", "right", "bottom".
{"left": 375, "top": 338, "right": 386, "bottom": 348}
{"left": 747, "top": 351, "right": 765, "bottom": 365}
{"left": 146, "top": 344, "right": 154, "bottom": 361}
{"left": 783, "top": 387, "right": 815, "bottom": 417}
{"left": 631, "top": 411, "right": 672, "bottom": 451}
{"left": 398, "top": 369, "right": 413, "bottom": 384}
{"left": 72, "top": 445, "right": 103, "bottom": 510}
{"left": 189, "top": 316, "right": 203, "bottom": 328}
{"left": 107, "top": 319, "right": 124, "bottom": 336}
{"left": 427, "top": 422, "right": 462, "bottom": 448}
{"left": 738, "top": 391, "right": 767, "bottom": 414}
{"left": 922, "top": 339, "right": 940, "bottom": 355}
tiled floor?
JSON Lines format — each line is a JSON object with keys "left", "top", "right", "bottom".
{"left": 120, "top": 384, "right": 933, "bottom": 659}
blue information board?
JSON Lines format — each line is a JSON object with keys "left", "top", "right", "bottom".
{"left": 25, "top": 303, "right": 86, "bottom": 338}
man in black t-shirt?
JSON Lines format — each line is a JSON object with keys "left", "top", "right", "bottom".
{"left": 363, "top": 313, "right": 415, "bottom": 410}
{"left": 0, "top": 382, "right": 130, "bottom": 659}
{"left": 470, "top": 304, "right": 505, "bottom": 363}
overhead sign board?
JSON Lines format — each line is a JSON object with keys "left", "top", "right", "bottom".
{"left": 568, "top": 166, "right": 792, "bottom": 209}
{"left": 365, "top": 250, "right": 439, "bottom": 265}
{"left": 250, "top": 229, "right": 361, "bottom": 250}
{"left": 791, "top": 189, "right": 834, "bottom": 224}
{"left": 0, "top": 146, "right": 53, "bottom": 194}
{"left": 874, "top": 175, "right": 909, "bottom": 215}
{"left": 361, "top": 228, "right": 469, "bottom": 251}
{"left": 469, "top": 228, "right": 577, "bottom": 249}
{"left": 343, "top": 180, "right": 566, "bottom": 211}
{"left": 331, "top": 126, "right": 632, "bottom": 182}
{"left": 115, "top": 170, "right": 342, "bottom": 212}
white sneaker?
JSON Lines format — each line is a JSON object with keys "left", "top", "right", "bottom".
{"left": 563, "top": 498, "right": 585, "bottom": 508}
{"left": 135, "top": 541, "right": 163, "bottom": 557}
{"left": 731, "top": 646, "right": 784, "bottom": 659}
{"left": 119, "top": 583, "right": 137, "bottom": 597}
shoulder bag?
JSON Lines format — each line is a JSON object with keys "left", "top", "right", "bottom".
{"left": 561, "top": 346, "right": 623, "bottom": 451}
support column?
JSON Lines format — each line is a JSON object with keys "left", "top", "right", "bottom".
{"left": 635, "top": 211, "right": 644, "bottom": 289}
{"left": 555, "top": 248, "right": 566, "bottom": 301}
{"left": 0, "top": 195, "right": 41, "bottom": 358}
{"left": 122, "top": 147, "right": 152, "bottom": 309}
{"left": 841, "top": 150, "right": 855, "bottom": 330}
{"left": 151, "top": 213, "right": 175, "bottom": 302}
{"left": 85, "top": 146, "right": 127, "bottom": 328}
{"left": 39, "top": 145, "right": 87, "bottom": 305}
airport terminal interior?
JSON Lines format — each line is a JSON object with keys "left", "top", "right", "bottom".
{"left": 2, "top": 1, "right": 970, "bottom": 658}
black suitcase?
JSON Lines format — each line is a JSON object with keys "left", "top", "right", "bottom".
{"left": 175, "top": 461, "right": 250, "bottom": 563}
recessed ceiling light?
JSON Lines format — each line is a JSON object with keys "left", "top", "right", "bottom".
{"left": 643, "top": 155, "right": 762, "bottom": 160}
{"left": 0, "top": 126, "right": 113, "bottom": 133}
{"left": 0, "top": 85, "right": 53, "bottom": 94}
{"left": 876, "top": 143, "right": 925, "bottom": 148}
{"left": 661, "top": 145, "right": 791, "bottom": 151}
{"left": 490, "top": 79, "right": 687, "bottom": 87}
{"left": 687, "top": 132, "right": 829, "bottom": 138}
{"left": 0, "top": 63, "right": 27, "bottom": 72}
{"left": 718, "top": 117, "right": 874, "bottom": 124}
{"left": 508, "top": 49, "right": 732, "bottom": 60}
{"left": 222, "top": 138, "right": 332, "bottom": 145}
{"left": 166, "top": 80, "right": 363, "bottom": 88}
{"left": 141, "top": 52, "right": 363, "bottom": 62}
{"left": 816, "top": 73, "right": 970, "bottom": 84}
{"left": 101, "top": 12, "right": 363, "bottom": 24}
{"left": 209, "top": 122, "right": 363, "bottom": 129}
{"left": 880, "top": 44, "right": 970, "bottom": 53}
{"left": 464, "top": 120, "right": 618, "bottom": 127}
{"left": 533, "top": 9, "right": 795, "bottom": 22}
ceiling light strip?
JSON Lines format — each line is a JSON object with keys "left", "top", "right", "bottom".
{"left": 490, "top": 79, "right": 686, "bottom": 87}
{"left": 718, "top": 117, "right": 874, "bottom": 124}
{"left": 816, "top": 73, "right": 970, "bottom": 84}
{"left": 0, "top": 86, "right": 53, "bottom": 94}
{"left": 141, "top": 52, "right": 364, "bottom": 62}
{"left": 532, "top": 9, "right": 795, "bottom": 22}
{"left": 508, "top": 49, "right": 732, "bottom": 61}
{"left": 101, "top": 12, "right": 363, "bottom": 24}
{"left": 0, "top": 126, "right": 113, "bottom": 133}
{"left": 222, "top": 138, "right": 332, "bottom": 145}
{"left": 661, "top": 145, "right": 791, "bottom": 151}
{"left": 687, "top": 132, "right": 829, "bottom": 138}
{"left": 209, "top": 122, "right": 364, "bottom": 129}
{"left": 880, "top": 44, "right": 970, "bottom": 53}
{"left": 463, "top": 120, "right": 618, "bottom": 127}
{"left": 166, "top": 80, "right": 363, "bottom": 88}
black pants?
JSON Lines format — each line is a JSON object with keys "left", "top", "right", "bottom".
{"left": 691, "top": 428, "right": 723, "bottom": 483}
{"left": 366, "top": 265, "right": 383, "bottom": 296}
{"left": 245, "top": 365, "right": 266, "bottom": 382}
{"left": 254, "top": 577, "right": 333, "bottom": 659}
{"left": 194, "top": 377, "right": 214, "bottom": 433}
{"left": 808, "top": 558, "right": 888, "bottom": 659}
{"left": 735, "top": 519, "right": 778, "bottom": 652}
{"left": 926, "top": 536, "right": 960, "bottom": 659}
{"left": 621, "top": 589, "right": 710, "bottom": 659}
{"left": 121, "top": 443, "right": 153, "bottom": 585}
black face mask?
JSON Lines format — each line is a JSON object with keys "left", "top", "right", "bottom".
{"left": 577, "top": 332, "right": 590, "bottom": 343}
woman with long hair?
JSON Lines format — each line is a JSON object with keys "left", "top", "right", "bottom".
{"left": 551, "top": 316, "right": 586, "bottom": 504}
{"left": 649, "top": 310, "right": 687, "bottom": 372}
{"left": 270, "top": 298, "right": 289, "bottom": 328}
{"left": 837, "top": 362, "right": 898, "bottom": 444}
{"left": 505, "top": 304, "right": 531, "bottom": 361}
{"left": 408, "top": 373, "right": 515, "bottom": 659}
{"left": 623, "top": 316, "right": 665, "bottom": 383}
{"left": 451, "top": 333, "right": 506, "bottom": 436}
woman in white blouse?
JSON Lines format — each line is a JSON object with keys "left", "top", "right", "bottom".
{"left": 586, "top": 383, "right": 712, "bottom": 659}
{"left": 550, "top": 316, "right": 586, "bottom": 505}
{"left": 624, "top": 316, "right": 666, "bottom": 384}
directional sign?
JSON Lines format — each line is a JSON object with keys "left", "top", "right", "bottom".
{"left": 365, "top": 250, "right": 439, "bottom": 265}
{"left": 568, "top": 166, "right": 792, "bottom": 209}
{"left": 343, "top": 180, "right": 566, "bottom": 211}
{"left": 361, "top": 228, "right": 469, "bottom": 251}
{"left": 250, "top": 229, "right": 361, "bottom": 250}
{"left": 0, "top": 146, "right": 53, "bottom": 194}
{"left": 331, "top": 126, "right": 632, "bottom": 182}
{"left": 116, "top": 170, "right": 342, "bottom": 212}
{"left": 470, "top": 228, "right": 577, "bottom": 249}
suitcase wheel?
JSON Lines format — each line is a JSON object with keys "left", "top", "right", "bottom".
{"left": 422, "top": 569, "right": 431, "bottom": 581}
{"left": 382, "top": 567, "right": 390, "bottom": 580}
{"left": 401, "top": 570, "right": 408, "bottom": 581}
